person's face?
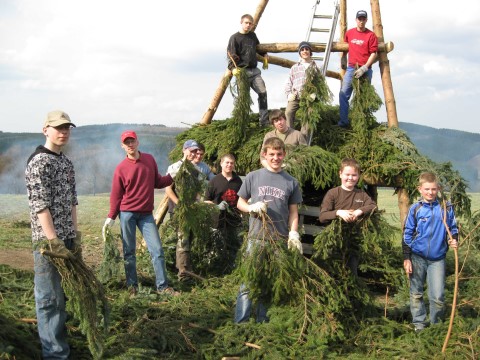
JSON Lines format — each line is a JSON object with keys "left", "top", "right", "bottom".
{"left": 193, "top": 149, "right": 204, "bottom": 164}
{"left": 121, "top": 137, "right": 139, "bottom": 157}
{"left": 273, "top": 116, "right": 288, "bottom": 133}
{"left": 299, "top": 46, "right": 312, "bottom": 60}
{"left": 418, "top": 181, "right": 438, "bottom": 203}
{"left": 183, "top": 147, "right": 198, "bottom": 161}
{"left": 356, "top": 16, "right": 367, "bottom": 31}
{"left": 339, "top": 166, "right": 359, "bottom": 190}
{"left": 241, "top": 18, "right": 253, "bottom": 33}
{"left": 44, "top": 124, "right": 72, "bottom": 148}
{"left": 263, "top": 147, "right": 285, "bottom": 172}
{"left": 221, "top": 157, "right": 235, "bottom": 174}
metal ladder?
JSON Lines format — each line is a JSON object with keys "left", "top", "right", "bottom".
{"left": 305, "top": 0, "right": 340, "bottom": 76}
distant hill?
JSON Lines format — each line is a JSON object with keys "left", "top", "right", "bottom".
{"left": 399, "top": 122, "right": 480, "bottom": 191}
{"left": 1, "top": 122, "right": 479, "bottom": 194}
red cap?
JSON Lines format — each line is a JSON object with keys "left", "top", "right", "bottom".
{"left": 121, "top": 130, "right": 137, "bottom": 142}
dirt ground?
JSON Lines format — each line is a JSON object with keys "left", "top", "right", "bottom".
{"left": 0, "top": 249, "right": 34, "bottom": 271}
{"left": 0, "top": 248, "right": 101, "bottom": 272}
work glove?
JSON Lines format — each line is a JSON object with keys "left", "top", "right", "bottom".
{"left": 354, "top": 65, "right": 368, "bottom": 78}
{"left": 287, "top": 93, "right": 296, "bottom": 102}
{"left": 102, "top": 218, "right": 115, "bottom": 239}
{"left": 168, "top": 168, "right": 179, "bottom": 179}
{"left": 262, "top": 57, "right": 268, "bottom": 70}
{"left": 41, "top": 238, "right": 75, "bottom": 260}
{"left": 217, "top": 201, "right": 228, "bottom": 211}
{"left": 73, "top": 231, "right": 82, "bottom": 259}
{"left": 309, "top": 93, "right": 317, "bottom": 101}
{"left": 247, "top": 201, "right": 267, "bottom": 214}
{"left": 287, "top": 231, "right": 303, "bottom": 254}
{"left": 232, "top": 68, "right": 240, "bottom": 76}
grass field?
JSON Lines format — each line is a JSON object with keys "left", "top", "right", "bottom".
{"left": 0, "top": 191, "right": 479, "bottom": 359}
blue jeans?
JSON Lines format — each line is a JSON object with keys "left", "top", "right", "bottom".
{"left": 234, "top": 284, "right": 269, "bottom": 323}
{"left": 339, "top": 66, "right": 373, "bottom": 126}
{"left": 33, "top": 239, "right": 73, "bottom": 360}
{"left": 119, "top": 211, "right": 169, "bottom": 290}
{"left": 246, "top": 67, "right": 268, "bottom": 126}
{"left": 234, "top": 240, "right": 269, "bottom": 323}
{"left": 409, "top": 253, "right": 446, "bottom": 329}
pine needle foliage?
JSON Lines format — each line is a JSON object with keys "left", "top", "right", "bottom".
{"left": 236, "top": 214, "right": 353, "bottom": 343}
{"left": 42, "top": 248, "right": 109, "bottom": 359}
{"left": 296, "top": 63, "right": 333, "bottom": 134}
{"left": 228, "top": 68, "right": 253, "bottom": 145}
{"left": 284, "top": 145, "right": 340, "bottom": 190}
{"left": 98, "top": 227, "right": 123, "bottom": 285}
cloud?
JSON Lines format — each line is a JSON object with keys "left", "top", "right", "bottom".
{"left": 0, "top": 0, "right": 479, "bottom": 134}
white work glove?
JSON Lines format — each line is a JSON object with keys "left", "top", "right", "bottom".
{"left": 168, "top": 168, "right": 179, "bottom": 179}
{"left": 287, "top": 93, "right": 296, "bottom": 102}
{"left": 217, "top": 201, "right": 228, "bottom": 211}
{"left": 247, "top": 201, "right": 267, "bottom": 214}
{"left": 287, "top": 231, "right": 303, "bottom": 254}
{"left": 309, "top": 93, "right": 316, "bottom": 101}
{"left": 354, "top": 65, "right": 368, "bottom": 79}
{"left": 102, "top": 218, "right": 115, "bottom": 239}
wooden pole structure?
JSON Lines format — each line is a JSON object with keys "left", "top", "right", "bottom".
{"left": 370, "top": 0, "right": 398, "bottom": 128}
{"left": 339, "top": 0, "right": 347, "bottom": 79}
{"left": 199, "top": 0, "right": 270, "bottom": 125}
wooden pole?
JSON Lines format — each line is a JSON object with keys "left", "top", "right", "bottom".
{"left": 370, "top": 0, "right": 398, "bottom": 128}
{"left": 199, "top": 0, "right": 270, "bottom": 125}
{"left": 339, "top": 0, "right": 347, "bottom": 79}
{"left": 256, "top": 41, "right": 393, "bottom": 54}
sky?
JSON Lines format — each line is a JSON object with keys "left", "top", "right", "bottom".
{"left": 1, "top": 0, "right": 479, "bottom": 134}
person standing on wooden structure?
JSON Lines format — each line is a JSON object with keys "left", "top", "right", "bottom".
{"left": 338, "top": 10, "right": 378, "bottom": 128}
{"left": 227, "top": 13, "right": 269, "bottom": 126}
{"left": 284, "top": 41, "right": 320, "bottom": 137}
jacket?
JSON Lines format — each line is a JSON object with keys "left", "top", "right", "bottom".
{"left": 402, "top": 199, "right": 458, "bottom": 261}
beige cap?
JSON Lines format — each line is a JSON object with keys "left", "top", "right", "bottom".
{"left": 44, "top": 110, "right": 76, "bottom": 128}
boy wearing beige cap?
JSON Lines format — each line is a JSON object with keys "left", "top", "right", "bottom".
{"left": 25, "top": 110, "right": 79, "bottom": 359}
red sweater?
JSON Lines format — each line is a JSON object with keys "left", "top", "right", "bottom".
{"left": 108, "top": 152, "right": 173, "bottom": 219}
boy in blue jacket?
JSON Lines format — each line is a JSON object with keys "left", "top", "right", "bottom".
{"left": 402, "top": 172, "right": 458, "bottom": 332}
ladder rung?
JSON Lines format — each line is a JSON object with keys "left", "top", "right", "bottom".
{"left": 310, "top": 28, "right": 330, "bottom": 33}
{"left": 314, "top": 15, "right": 333, "bottom": 19}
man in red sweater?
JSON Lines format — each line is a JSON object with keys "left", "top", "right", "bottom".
{"left": 338, "top": 10, "right": 378, "bottom": 127}
{"left": 103, "top": 130, "right": 178, "bottom": 296}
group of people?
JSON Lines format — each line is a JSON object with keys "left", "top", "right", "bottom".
{"left": 228, "top": 10, "right": 378, "bottom": 130}
{"left": 24, "top": 10, "right": 457, "bottom": 359}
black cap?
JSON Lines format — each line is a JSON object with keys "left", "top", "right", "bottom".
{"left": 356, "top": 10, "right": 368, "bottom": 18}
{"left": 298, "top": 41, "right": 312, "bottom": 54}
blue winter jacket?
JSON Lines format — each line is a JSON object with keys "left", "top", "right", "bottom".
{"left": 402, "top": 199, "right": 458, "bottom": 261}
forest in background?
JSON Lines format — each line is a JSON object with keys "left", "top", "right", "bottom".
{"left": 0, "top": 121, "right": 479, "bottom": 194}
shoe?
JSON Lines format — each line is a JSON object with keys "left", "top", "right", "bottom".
{"left": 414, "top": 326, "right": 424, "bottom": 333}
{"left": 157, "top": 287, "right": 180, "bottom": 297}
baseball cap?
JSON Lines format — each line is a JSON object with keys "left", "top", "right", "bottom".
{"left": 121, "top": 130, "right": 137, "bottom": 142}
{"left": 44, "top": 110, "right": 76, "bottom": 128}
{"left": 183, "top": 139, "right": 200, "bottom": 150}
{"left": 356, "top": 10, "right": 368, "bottom": 18}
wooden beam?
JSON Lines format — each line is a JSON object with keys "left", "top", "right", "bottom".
{"left": 257, "top": 54, "right": 342, "bottom": 80}
{"left": 339, "top": 0, "right": 347, "bottom": 78}
{"left": 256, "top": 41, "right": 394, "bottom": 54}
{"left": 371, "top": 0, "right": 399, "bottom": 128}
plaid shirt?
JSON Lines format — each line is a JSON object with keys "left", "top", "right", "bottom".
{"left": 284, "top": 60, "right": 318, "bottom": 97}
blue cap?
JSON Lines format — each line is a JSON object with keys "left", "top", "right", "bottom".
{"left": 183, "top": 139, "right": 199, "bottom": 150}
